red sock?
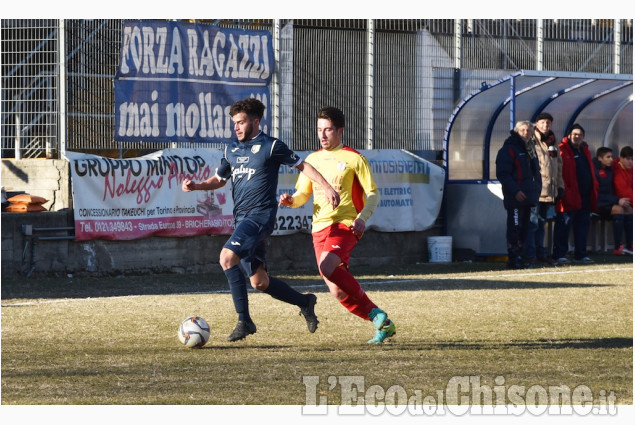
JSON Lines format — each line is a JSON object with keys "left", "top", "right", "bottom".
{"left": 329, "top": 267, "right": 377, "bottom": 320}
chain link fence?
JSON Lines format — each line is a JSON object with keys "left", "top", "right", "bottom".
{"left": 2, "top": 19, "right": 632, "bottom": 159}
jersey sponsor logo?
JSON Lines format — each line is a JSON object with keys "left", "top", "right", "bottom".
{"left": 251, "top": 145, "right": 261, "bottom": 154}
{"left": 232, "top": 164, "right": 257, "bottom": 181}
{"left": 331, "top": 244, "right": 341, "bottom": 249}
{"left": 230, "top": 241, "right": 241, "bottom": 246}
{"left": 237, "top": 156, "right": 250, "bottom": 164}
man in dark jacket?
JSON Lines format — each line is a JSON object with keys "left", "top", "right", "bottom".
{"left": 552, "top": 123, "right": 599, "bottom": 264}
{"left": 496, "top": 121, "right": 542, "bottom": 269}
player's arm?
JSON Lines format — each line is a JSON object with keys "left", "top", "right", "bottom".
{"left": 295, "top": 161, "right": 340, "bottom": 209}
{"left": 279, "top": 191, "right": 311, "bottom": 208}
{"left": 183, "top": 158, "right": 230, "bottom": 192}
{"left": 350, "top": 156, "right": 380, "bottom": 237}
{"left": 182, "top": 175, "right": 227, "bottom": 192}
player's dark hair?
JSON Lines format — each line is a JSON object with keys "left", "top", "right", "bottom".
{"left": 596, "top": 147, "right": 613, "bottom": 158}
{"left": 230, "top": 97, "right": 265, "bottom": 120}
{"left": 620, "top": 145, "right": 633, "bottom": 158}
{"left": 317, "top": 107, "right": 345, "bottom": 129}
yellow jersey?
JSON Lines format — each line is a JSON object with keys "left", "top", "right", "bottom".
{"left": 296, "top": 144, "right": 379, "bottom": 233}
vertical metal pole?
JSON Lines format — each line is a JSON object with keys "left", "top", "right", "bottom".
{"left": 454, "top": 19, "right": 461, "bottom": 69}
{"left": 510, "top": 75, "right": 516, "bottom": 130}
{"left": 366, "top": 19, "right": 375, "bottom": 150}
{"left": 58, "top": 19, "right": 67, "bottom": 157}
{"left": 15, "top": 117, "right": 22, "bottom": 160}
{"left": 271, "top": 19, "right": 281, "bottom": 140}
{"left": 536, "top": 19, "right": 544, "bottom": 71}
{"left": 613, "top": 19, "right": 621, "bottom": 74}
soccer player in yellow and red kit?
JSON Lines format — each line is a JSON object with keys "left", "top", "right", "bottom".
{"left": 279, "top": 106, "right": 396, "bottom": 343}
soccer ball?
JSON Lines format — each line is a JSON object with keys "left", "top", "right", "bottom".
{"left": 177, "top": 316, "right": 211, "bottom": 348}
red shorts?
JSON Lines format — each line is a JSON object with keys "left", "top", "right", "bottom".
{"left": 312, "top": 222, "right": 359, "bottom": 267}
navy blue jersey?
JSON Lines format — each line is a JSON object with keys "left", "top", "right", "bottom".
{"left": 217, "top": 131, "right": 302, "bottom": 223}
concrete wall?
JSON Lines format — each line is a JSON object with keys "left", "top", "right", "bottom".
{"left": 0, "top": 159, "right": 445, "bottom": 277}
{"left": 1, "top": 210, "right": 440, "bottom": 277}
{"left": 1, "top": 159, "right": 72, "bottom": 211}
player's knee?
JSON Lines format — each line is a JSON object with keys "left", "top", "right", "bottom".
{"left": 250, "top": 272, "right": 269, "bottom": 291}
{"left": 251, "top": 280, "right": 267, "bottom": 291}
{"left": 318, "top": 262, "right": 336, "bottom": 279}
{"left": 219, "top": 249, "right": 238, "bottom": 270}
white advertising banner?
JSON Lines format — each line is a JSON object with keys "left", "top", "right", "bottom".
{"left": 66, "top": 148, "right": 444, "bottom": 241}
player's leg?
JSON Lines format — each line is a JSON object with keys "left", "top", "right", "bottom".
{"left": 315, "top": 223, "right": 396, "bottom": 343}
{"left": 221, "top": 221, "right": 258, "bottom": 342}
{"left": 235, "top": 218, "right": 318, "bottom": 332}
{"left": 247, "top": 263, "right": 319, "bottom": 333}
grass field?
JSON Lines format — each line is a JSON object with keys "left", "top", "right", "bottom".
{"left": 1, "top": 255, "right": 633, "bottom": 413}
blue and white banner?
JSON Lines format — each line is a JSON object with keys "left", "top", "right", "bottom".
{"left": 114, "top": 20, "right": 274, "bottom": 143}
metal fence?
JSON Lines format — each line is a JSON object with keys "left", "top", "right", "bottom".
{"left": 1, "top": 19, "right": 633, "bottom": 159}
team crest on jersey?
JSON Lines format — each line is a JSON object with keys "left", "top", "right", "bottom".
{"left": 337, "top": 161, "right": 346, "bottom": 171}
{"left": 251, "top": 145, "right": 261, "bottom": 154}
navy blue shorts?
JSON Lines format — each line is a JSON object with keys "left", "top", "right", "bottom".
{"left": 224, "top": 217, "right": 274, "bottom": 277}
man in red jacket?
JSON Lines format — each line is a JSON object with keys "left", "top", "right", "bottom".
{"left": 552, "top": 123, "right": 599, "bottom": 264}
{"left": 612, "top": 146, "right": 633, "bottom": 253}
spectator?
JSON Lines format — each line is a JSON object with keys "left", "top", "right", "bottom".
{"left": 496, "top": 121, "right": 542, "bottom": 269}
{"left": 593, "top": 147, "right": 632, "bottom": 255}
{"left": 612, "top": 146, "right": 633, "bottom": 254}
{"left": 525, "top": 112, "right": 563, "bottom": 266}
{"left": 552, "top": 124, "right": 598, "bottom": 264}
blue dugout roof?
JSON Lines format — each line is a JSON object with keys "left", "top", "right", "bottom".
{"left": 443, "top": 70, "right": 633, "bottom": 181}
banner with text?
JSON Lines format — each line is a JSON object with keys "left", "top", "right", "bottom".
{"left": 275, "top": 149, "right": 445, "bottom": 235}
{"left": 66, "top": 149, "right": 445, "bottom": 241}
{"left": 66, "top": 149, "right": 235, "bottom": 241}
{"left": 114, "top": 20, "right": 274, "bottom": 143}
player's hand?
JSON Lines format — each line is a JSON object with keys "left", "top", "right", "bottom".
{"left": 182, "top": 178, "right": 196, "bottom": 192}
{"left": 324, "top": 187, "right": 340, "bottom": 209}
{"left": 350, "top": 218, "right": 366, "bottom": 237}
{"left": 279, "top": 193, "right": 293, "bottom": 207}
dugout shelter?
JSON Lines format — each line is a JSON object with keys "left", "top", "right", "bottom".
{"left": 443, "top": 70, "right": 633, "bottom": 256}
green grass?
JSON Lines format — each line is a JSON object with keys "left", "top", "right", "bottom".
{"left": 1, "top": 256, "right": 633, "bottom": 406}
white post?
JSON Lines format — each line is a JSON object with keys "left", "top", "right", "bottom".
{"left": 536, "top": 19, "right": 544, "bottom": 71}
{"left": 15, "top": 116, "right": 21, "bottom": 160}
{"left": 454, "top": 19, "right": 461, "bottom": 69}
{"left": 271, "top": 19, "right": 281, "bottom": 140}
{"left": 366, "top": 19, "right": 375, "bottom": 150}
{"left": 613, "top": 19, "right": 621, "bottom": 74}
{"left": 58, "top": 19, "right": 67, "bottom": 158}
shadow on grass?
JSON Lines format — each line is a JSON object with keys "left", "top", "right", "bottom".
{"left": 1, "top": 254, "right": 630, "bottom": 300}
{"left": 301, "top": 337, "right": 634, "bottom": 352}
{"left": 361, "top": 279, "right": 615, "bottom": 292}
{"left": 1, "top": 278, "right": 615, "bottom": 301}
{"left": 189, "top": 337, "right": 634, "bottom": 352}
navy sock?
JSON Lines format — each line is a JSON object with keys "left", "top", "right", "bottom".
{"left": 224, "top": 265, "right": 251, "bottom": 322}
{"left": 625, "top": 214, "right": 633, "bottom": 246}
{"left": 264, "top": 276, "right": 308, "bottom": 307}
{"left": 613, "top": 214, "right": 624, "bottom": 247}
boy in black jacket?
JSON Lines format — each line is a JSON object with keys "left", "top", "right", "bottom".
{"left": 594, "top": 147, "right": 632, "bottom": 255}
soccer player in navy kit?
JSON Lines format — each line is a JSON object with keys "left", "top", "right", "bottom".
{"left": 182, "top": 97, "right": 340, "bottom": 342}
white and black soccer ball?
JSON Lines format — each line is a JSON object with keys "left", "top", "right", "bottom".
{"left": 177, "top": 316, "right": 211, "bottom": 348}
